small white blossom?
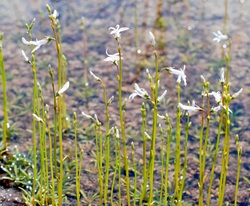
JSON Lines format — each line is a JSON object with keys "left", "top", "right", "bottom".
{"left": 148, "top": 31, "right": 156, "bottom": 47}
{"left": 221, "top": 104, "right": 232, "bottom": 113}
{"left": 146, "top": 69, "right": 153, "bottom": 81}
{"left": 57, "top": 81, "right": 70, "bottom": 96}
{"left": 22, "top": 36, "right": 54, "bottom": 53}
{"left": 200, "top": 75, "right": 206, "bottom": 83}
{"left": 213, "top": 31, "right": 228, "bottom": 43}
{"left": 211, "top": 105, "right": 222, "bottom": 113}
{"left": 178, "top": 102, "right": 202, "bottom": 114}
{"left": 113, "top": 126, "right": 120, "bottom": 139}
{"left": 32, "top": 113, "right": 44, "bottom": 123}
{"left": 52, "top": 10, "right": 59, "bottom": 19}
{"left": 144, "top": 132, "right": 151, "bottom": 140}
{"left": 90, "top": 71, "right": 101, "bottom": 81}
{"left": 157, "top": 113, "right": 169, "bottom": 120}
{"left": 104, "top": 49, "right": 121, "bottom": 65}
{"left": 129, "top": 83, "right": 149, "bottom": 100}
{"left": 157, "top": 90, "right": 167, "bottom": 102}
{"left": 208, "top": 91, "right": 222, "bottom": 103}
{"left": 94, "top": 114, "right": 100, "bottom": 124}
{"left": 164, "top": 66, "right": 187, "bottom": 86}
{"left": 108, "top": 96, "right": 114, "bottom": 105}
{"left": 82, "top": 111, "right": 93, "bottom": 120}
{"left": 109, "top": 24, "right": 129, "bottom": 40}
{"left": 220, "top": 68, "right": 225, "bottom": 83}
{"left": 232, "top": 88, "right": 243, "bottom": 99}
{"left": 21, "top": 50, "right": 30, "bottom": 63}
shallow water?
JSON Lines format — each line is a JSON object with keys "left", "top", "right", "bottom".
{"left": 0, "top": 0, "right": 250, "bottom": 204}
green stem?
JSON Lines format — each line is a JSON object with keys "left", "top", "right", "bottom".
{"left": 179, "top": 117, "right": 190, "bottom": 202}
{"left": 49, "top": 68, "right": 58, "bottom": 176}
{"left": 131, "top": 142, "right": 137, "bottom": 206}
{"left": 207, "top": 114, "right": 223, "bottom": 206}
{"left": 117, "top": 45, "right": 130, "bottom": 205}
{"left": 95, "top": 122, "right": 103, "bottom": 205}
{"left": 46, "top": 113, "right": 55, "bottom": 206}
{"left": 218, "top": 111, "right": 230, "bottom": 206}
{"left": 110, "top": 133, "right": 119, "bottom": 205}
{"left": 31, "top": 53, "right": 38, "bottom": 205}
{"left": 58, "top": 95, "right": 63, "bottom": 206}
{"left": 0, "top": 33, "right": 9, "bottom": 149}
{"left": 140, "top": 102, "right": 147, "bottom": 204}
{"left": 234, "top": 135, "right": 241, "bottom": 206}
{"left": 148, "top": 50, "right": 159, "bottom": 204}
{"left": 174, "top": 82, "right": 181, "bottom": 203}
{"left": 164, "top": 118, "right": 172, "bottom": 205}
{"left": 74, "top": 113, "right": 80, "bottom": 206}
{"left": 198, "top": 101, "right": 205, "bottom": 206}
{"left": 101, "top": 81, "right": 110, "bottom": 205}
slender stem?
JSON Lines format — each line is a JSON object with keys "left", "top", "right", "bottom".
{"left": 198, "top": 100, "right": 205, "bottom": 206}
{"left": 164, "top": 119, "right": 172, "bottom": 205}
{"left": 160, "top": 129, "right": 164, "bottom": 204}
{"left": 148, "top": 49, "right": 159, "bottom": 204}
{"left": 95, "top": 123, "right": 103, "bottom": 205}
{"left": 140, "top": 102, "right": 148, "bottom": 204}
{"left": 0, "top": 33, "right": 9, "bottom": 148}
{"left": 58, "top": 94, "right": 63, "bottom": 206}
{"left": 49, "top": 69, "right": 58, "bottom": 176}
{"left": 207, "top": 116, "right": 223, "bottom": 206}
{"left": 218, "top": 110, "right": 230, "bottom": 206}
{"left": 131, "top": 142, "right": 137, "bottom": 206}
{"left": 74, "top": 113, "right": 80, "bottom": 206}
{"left": 199, "top": 94, "right": 211, "bottom": 205}
{"left": 110, "top": 134, "right": 119, "bottom": 205}
{"left": 37, "top": 88, "right": 45, "bottom": 204}
{"left": 31, "top": 52, "right": 38, "bottom": 205}
{"left": 174, "top": 82, "right": 181, "bottom": 203}
{"left": 234, "top": 135, "right": 241, "bottom": 206}
{"left": 179, "top": 117, "right": 190, "bottom": 202}
{"left": 46, "top": 114, "right": 55, "bottom": 206}
{"left": 117, "top": 45, "right": 130, "bottom": 205}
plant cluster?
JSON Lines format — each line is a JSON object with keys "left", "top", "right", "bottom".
{"left": 0, "top": 4, "right": 244, "bottom": 206}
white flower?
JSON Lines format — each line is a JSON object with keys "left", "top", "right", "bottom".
{"left": 52, "top": 10, "right": 59, "bottom": 19}
{"left": 90, "top": 71, "right": 101, "bottom": 81}
{"left": 200, "top": 75, "right": 206, "bottom": 83}
{"left": 178, "top": 102, "right": 202, "bottom": 114}
{"left": 32, "top": 113, "right": 44, "bottom": 123}
{"left": 164, "top": 66, "right": 187, "bottom": 86}
{"left": 148, "top": 31, "right": 156, "bottom": 47}
{"left": 232, "top": 88, "right": 243, "bottom": 99}
{"left": 22, "top": 36, "right": 54, "bottom": 53}
{"left": 220, "top": 104, "right": 232, "bottom": 113}
{"left": 144, "top": 132, "right": 151, "bottom": 140}
{"left": 21, "top": 50, "right": 30, "bottom": 63}
{"left": 157, "top": 90, "right": 167, "bottom": 102}
{"left": 57, "top": 81, "right": 70, "bottom": 96}
{"left": 157, "top": 113, "right": 169, "bottom": 120}
{"left": 211, "top": 105, "right": 222, "bottom": 113}
{"left": 104, "top": 49, "right": 121, "bottom": 65}
{"left": 129, "top": 83, "right": 149, "bottom": 100}
{"left": 108, "top": 96, "right": 114, "bottom": 105}
{"left": 94, "top": 114, "right": 100, "bottom": 124}
{"left": 82, "top": 111, "right": 93, "bottom": 120}
{"left": 220, "top": 68, "right": 225, "bottom": 83}
{"left": 208, "top": 91, "right": 222, "bottom": 103}
{"left": 213, "top": 31, "right": 228, "bottom": 43}
{"left": 109, "top": 24, "right": 129, "bottom": 40}
{"left": 113, "top": 126, "right": 120, "bottom": 139}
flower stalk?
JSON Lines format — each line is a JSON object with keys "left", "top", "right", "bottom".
{"left": 0, "top": 33, "right": 9, "bottom": 149}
